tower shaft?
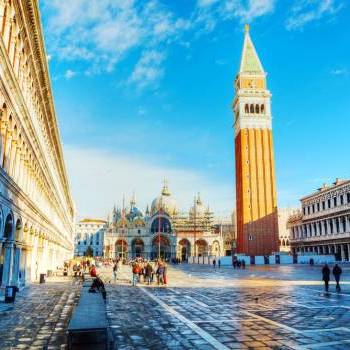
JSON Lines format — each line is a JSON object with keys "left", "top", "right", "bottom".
{"left": 234, "top": 26, "right": 279, "bottom": 256}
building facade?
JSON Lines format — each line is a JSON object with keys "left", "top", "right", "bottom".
{"left": 278, "top": 208, "right": 298, "bottom": 253}
{"left": 289, "top": 179, "right": 350, "bottom": 261}
{"left": 103, "top": 183, "right": 224, "bottom": 261}
{"left": 74, "top": 219, "right": 106, "bottom": 257}
{"left": 0, "top": 1, "right": 75, "bottom": 287}
{"left": 233, "top": 24, "right": 279, "bottom": 256}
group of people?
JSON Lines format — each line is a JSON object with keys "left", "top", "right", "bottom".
{"left": 233, "top": 259, "right": 246, "bottom": 269}
{"left": 131, "top": 258, "right": 168, "bottom": 286}
{"left": 322, "top": 263, "right": 342, "bottom": 292}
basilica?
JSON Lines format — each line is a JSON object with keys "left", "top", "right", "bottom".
{"left": 77, "top": 183, "right": 226, "bottom": 261}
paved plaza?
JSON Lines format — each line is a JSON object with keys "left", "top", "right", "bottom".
{"left": 103, "top": 264, "right": 350, "bottom": 350}
{"left": 0, "top": 277, "right": 81, "bottom": 350}
{"left": 2, "top": 265, "right": 350, "bottom": 349}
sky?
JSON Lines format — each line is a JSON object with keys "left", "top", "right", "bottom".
{"left": 38, "top": 0, "right": 350, "bottom": 219}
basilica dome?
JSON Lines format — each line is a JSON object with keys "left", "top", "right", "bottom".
{"left": 151, "top": 183, "right": 177, "bottom": 216}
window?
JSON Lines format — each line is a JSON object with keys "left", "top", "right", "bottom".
{"left": 330, "top": 220, "right": 333, "bottom": 234}
{"left": 303, "top": 207, "right": 306, "bottom": 215}
{"left": 317, "top": 203, "right": 320, "bottom": 211}
{"left": 138, "top": 229, "right": 141, "bottom": 234}
{"left": 250, "top": 104, "right": 254, "bottom": 113}
{"left": 248, "top": 235, "right": 253, "bottom": 240}
{"left": 322, "top": 201, "right": 325, "bottom": 210}
{"left": 340, "top": 195, "right": 344, "bottom": 205}
{"left": 255, "top": 104, "right": 259, "bottom": 113}
{"left": 312, "top": 204, "right": 315, "bottom": 213}
{"left": 328, "top": 199, "right": 331, "bottom": 208}
{"left": 261, "top": 104, "right": 265, "bottom": 113}
{"left": 336, "top": 219, "right": 340, "bottom": 233}
{"left": 347, "top": 193, "right": 350, "bottom": 203}
{"left": 324, "top": 221, "right": 327, "bottom": 234}
{"left": 245, "top": 104, "right": 249, "bottom": 113}
{"left": 342, "top": 217, "right": 346, "bottom": 232}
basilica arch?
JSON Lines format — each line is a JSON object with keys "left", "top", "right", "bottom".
{"left": 115, "top": 239, "right": 128, "bottom": 259}
{"left": 195, "top": 239, "right": 208, "bottom": 257}
{"left": 151, "top": 234, "right": 171, "bottom": 260}
{"left": 178, "top": 238, "right": 191, "bottom": 261}
{"left": 150, "top": 216, "right": 172, "bottom": 234}
{"left": 131, "top": 238, "right": 144, "bottom": 258}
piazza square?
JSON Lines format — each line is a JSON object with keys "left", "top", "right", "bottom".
{"left": 0, "top": 1, "right": 349, "bottom": 350}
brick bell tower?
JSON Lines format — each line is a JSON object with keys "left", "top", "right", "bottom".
{"left": 233, "top": 24, "right": 279, "bottom": 256}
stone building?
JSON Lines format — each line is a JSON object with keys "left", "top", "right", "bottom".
{"left": 233, "top": 24, "right": 279, "bottom": 256}
{"left": 103, "top": 183, "right": 224, "bottom": 261}
{"left": 278, "top": 208, "right": 298, "bottom": 253}
{"left": 213, "top": 213, "right": 236, "bottom": 256}
{"left": 289, "top": 179, "right": 350, "bottom": 261}
{"left": 0, "top": 1, "right": 75, "bottom": 287}
{"left": 74, "top": 219, "right": 107, "bottom": 257}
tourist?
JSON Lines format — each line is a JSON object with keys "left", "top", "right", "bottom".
{"left": 157, "top": 261, "right": 165, "bottom": 285}
{"left": 218, "top": 259, "right": 221, "bottom": 269}
{"left": 90, "top": 264, "right": 97, "bottom": 278}
{"left": 113, "top": 262, "right": 118, "bottom": 283}
{"left": 145, "top": 262, "right": 153, "bottom": 285}
{"left": 322, "top": 264, "right": 330, "bottom": 292}
{"left": 242, "top": 260, "right": 246, "bottom": 269}
{"left": 213, "top": 259, "right": 216, "bottom": 270}
{"left": 163, "top": 262, "right": 168, "bottom": 285}
{"left": 333, "top": 264, "right": 342, "bottom": 292}
{"left": 132, "top": 262, "right": 140, "bottom": 286}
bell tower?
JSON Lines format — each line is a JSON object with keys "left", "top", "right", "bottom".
{"left": 233, "top": 25, "right": 279, "bottom": 256}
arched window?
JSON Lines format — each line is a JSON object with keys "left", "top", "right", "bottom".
{"left": 282, "top": 239, "right": 286, "bottom": 246}
{"left": 255, "top": 104, "right": 259, "bottom": 113}
{"left": 261, "top": 104, "right": 265, "bottom": 113}
{"left": 245, "top": 104, "right": 249, "bottom": 113}
{"left": 286, "top": 240, "right": 290, "bottom": 246}
{"left": 250, "top": 104, "right": 254, "bottom": 113}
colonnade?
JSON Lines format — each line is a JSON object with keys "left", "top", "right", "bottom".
{"left": 293, "top": 242, "right": 350, "bottom": 261}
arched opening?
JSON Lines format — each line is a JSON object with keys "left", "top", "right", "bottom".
{"left": 250, "top": 104, "right": 254, "bottom": 113}
{"left": 115, "top": 239, "right": 128, "bottom": 259}
{"left": 261, "top": 104, "right": 265, "bottom": 113}
{"left": 211, "top": 240, "right": 220, "bottom": 256}
{"left": 151, "top": 235, "right": 171, "bottom": 260}
{"left": 179, "top": 239, "right": 191, "bottom": 261}
{"left": 150, "top": 216, "right": 172, "bottom": 233}
{"left": 286, "top": 240, "right": 290, "bottom": 246}
{"left": 131, "top": 238, "right": 144, "bottom": 258}
{"left": 245, "top": 104, "right": 249, "bottom": 113}
{"left": 282, "top": 239, "right": 286, "bottom": 246}
{"left": 195, "top": 239, "right": 208, "bottom": 257}
{"left": 4, "top": 213, "right": 13, "bottom": 240}
{"left": 14, "top": 218, "right": 22, "bottom": 241}
{"left": 255, "top": 104, "right": 259, "bottom": 114}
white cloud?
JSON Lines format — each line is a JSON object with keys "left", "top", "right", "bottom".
{"left": 64, "top": 146, "right": 234, "bottom": 220}
{"left": 330, "top": 68, "right": 348, "bottom": 75}
{"left": 193, "top": 0, "right": 275, "bottom": 33}
{"left": 42, "top": 0, "right": 191, "bottom": 82}
{"left": 286, "top": 0, "right": 344, "bottom": 31}
{"left": 64, "top": 69, "right": 76, "bottom": 80}
{"left": 128, "top": 50, "right": 165, "bottom": 88}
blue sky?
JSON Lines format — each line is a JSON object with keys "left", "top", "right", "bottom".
{"left": 39, "top": 0, "right": 350, "bottom": 219}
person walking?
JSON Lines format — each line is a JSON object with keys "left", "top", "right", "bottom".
{"left": 218, "top": 259, "right": 221, "bottom": 269}
{"left": 157, "top": 262, "right": 165, "bottom": 285}
{"left": 333, "top": 264, "right": 342, "bottom": 292}
{"left": 90, "top": 265, "right": 97, "bottom": 278}
{"left": 322, "top": 264, "right": 331, "bottom": 292}
{"left": 213, "top": 259, "right": 216, "bottom": 270}
{"left": 145, "top": 262, "right": 153, "bottom": 285}
{"left": 113, "top": 262, "right": 118, "bottom": 283}
{"left": 163, "top": 262, "right": 168, "bottom": 285}
{"left": 132, "top": 262, "right": 140, "bottom": 286}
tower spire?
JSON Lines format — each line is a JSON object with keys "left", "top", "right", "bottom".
{"left": 239, "top": 25, "right": 264, "bottom": 75}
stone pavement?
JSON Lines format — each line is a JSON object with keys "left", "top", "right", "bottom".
{"left": 0, "top": 276, "right": 81, "bottom": 350}
{"left": 102, "top": 263, "right": 350, "bottom": 350}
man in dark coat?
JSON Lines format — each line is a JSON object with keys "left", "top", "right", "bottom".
{"left": 322, "top": 264, "right": 330, "bottom": 292}
{"left": 333, "top": 264, "right": 342, "bottom": 292}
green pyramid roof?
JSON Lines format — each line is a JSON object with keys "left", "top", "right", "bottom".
{"left": 239, "top": 26, "right": 264, "bottom": 74}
